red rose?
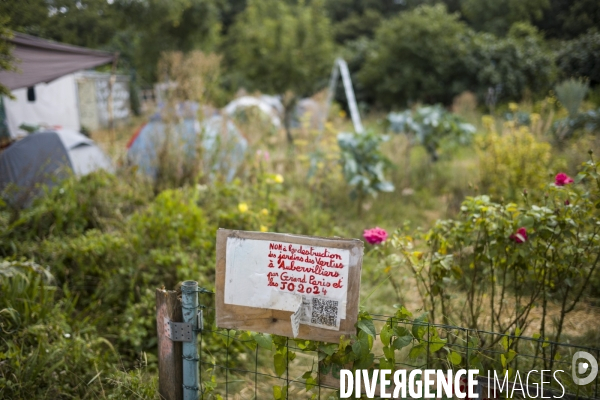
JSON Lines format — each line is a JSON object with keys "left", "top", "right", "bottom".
{"left": 363, "top": 227, "right": 388, "bottom": 245}
{"left": 555, "top": 173, "right": 574, "bottom": 186}
{"left": 510, "top": 227, "right": 528, "bottom": 244}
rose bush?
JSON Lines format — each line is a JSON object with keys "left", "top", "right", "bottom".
{"left": 389, "top": 153, "right": 600, "bottom": 350}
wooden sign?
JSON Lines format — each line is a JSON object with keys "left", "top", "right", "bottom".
{"left": 215, "top": 229, "right": 363, "bottom": 343}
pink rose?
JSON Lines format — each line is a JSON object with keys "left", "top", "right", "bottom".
{"left": 363, "top": 227, "right": 388, "bottom": 245}
{"left": 510, "top": 227, "right": 528, "bottom": 244}
{"left": 555, "top": 173, "right": 574, "bottom": 186}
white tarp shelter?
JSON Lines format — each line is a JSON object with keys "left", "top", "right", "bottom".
{"left": 0, "top": 32, "right": 126, "bottom": 138}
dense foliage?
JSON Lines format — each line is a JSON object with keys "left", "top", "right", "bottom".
{"left": 2, "top": 0, "right": 599, "bottom": 107}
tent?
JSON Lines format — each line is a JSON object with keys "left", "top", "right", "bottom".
{"left": 223, "top": 95, "right": 283, "bottom": 129}
{"left": 0, "top": 129, "right": 114, "bottom": 206}
{"left": 127, "top": 115, "right": 247, "bottom": 182}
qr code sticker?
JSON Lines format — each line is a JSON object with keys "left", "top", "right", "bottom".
{"left": 310, "top": 297, "right": 339, "bottom": 327}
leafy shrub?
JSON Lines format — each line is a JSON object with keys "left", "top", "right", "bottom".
{"left": 338, "top": 130, "right": 394, "bottom": 208}
{"left": 555, "top": 78, "right": 589, "bottom": 117}
{"left": 390, "top": 158, "right": 600, "bottom": 347}
{"left": 556, "top": 30, "right": 600, "bottom": 86}
{"left": 0, "top": 171, "right": 149, "bottom": 248}
{"left": 0, "top": 261, "right": 118, "bottom": 398}
{"left": 388, "top": 105, "right": 476, "bottom": 161}
{"left": 477, "top": 126, "right": 555, "bottom": 201}
{"left": 553, "top": 107, "right": 600, "bottom": 142}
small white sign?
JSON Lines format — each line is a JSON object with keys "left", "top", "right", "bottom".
{"left": 224, "top": 238, "right": 350, "bottom": 327}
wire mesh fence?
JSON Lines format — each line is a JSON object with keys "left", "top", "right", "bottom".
{"left": 192, "top": 287, "right": 600, "bottom": 400}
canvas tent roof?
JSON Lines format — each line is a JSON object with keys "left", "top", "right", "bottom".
{"left": 0, "top": 32, "right": 115, "bottom": 91}
{"left": 0, "top": 129, "right": 113, "bottom": 206}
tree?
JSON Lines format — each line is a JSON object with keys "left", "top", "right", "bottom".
{"left": 114, "top": 0, "right": 222, "bottom": 85}
{"left": 556, "top": 30, "right": 600, "bottom": 86}
{"left": 227, "top": 0, "right": 334, "bottom": 143}
{"left": 359, "top": 6, "right": 556, "bottom": 108}
{"left": 358, "top": 5, "right": 470, "bottom": 108}
{"left": 460, "top": 0, "right": 549, "bottom": 36}
{"left": 0, "top": 0, "right": 118, "bottom": 49}
{"left": 463, "top": 23, "right": 556, "bottom": 101}
{"left": 0, "top": 17, "right": 15, "bottom": 97}
{"left": 535, "top": 0, "right": 600, "bottom": 40}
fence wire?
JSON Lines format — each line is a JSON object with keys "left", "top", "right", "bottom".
{"left": 191, "top": 288, "right": 600, "bottom": 400}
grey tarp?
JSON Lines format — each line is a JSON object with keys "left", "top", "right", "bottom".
{"left": 0, "top": 129, "right": 113, "bottom": 206}
{"left": 0, "top": 32, "right": 115, "bottom": 91}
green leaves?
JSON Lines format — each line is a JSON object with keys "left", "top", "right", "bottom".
{"left": 412, "top": 313, "right": 429, "bottom": 340}
{"left": 409, "top": 343, "right": 427, "bottom": 359}
{"left": 253, "top": 333, "right": 273, "bottom": 350}
{"left": 388, "top": 105, "right": 476, "bottom": 162}
{"left": 393, "top": 335, "right": 413, "bottom": 350}
{"left": 229, "top": 0, "right": 334, "bottom": 102}
{"left": 379, "top": 325, "right": 393, "bottom": 346}
{"left": 449, "top": 351, "right": 462, "bottom": 365}
{"left": 273, "top": 385, "right": 288, "bottom": 400}
{"left": 357, "top": 319, "right": 376, "bottom": 337}
{"left": 273, "top": 346, "right": 295, "bottom": 377}
{"left": 338, "top": 131, "right": 395, "bottom": 200}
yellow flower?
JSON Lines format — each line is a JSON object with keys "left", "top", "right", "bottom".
{"left": 412, "top": 251, "right": 424, "bottom": 260}
{"left": 503, "top": 120, "right": 516, "bottom": 130}
{"left": 339, "top": 110, "right": 346, "bottom": 118}
{"left": 384, "top": 266, "right": 391, "bottom": 274}
{"left": 438, "top": 243, "right": 447, "bottom": 255}
{"left": 294, "top": 139, "right": 308, "bottom": 147}
{"left": 274, "top": 174, "right": 284, "bottom": 184}
{"left": 260, "top": 208, "right": 269, "bottom": 216}
{"left": 260, "top": 225, "right": 268, "bottom": 232}
{"left": 509, "top": 102, "right": 518, "bottom": 112}
{"left": 238, "top": 203, "right": 248, "bottom": 213}
{"left": 481, "top": 115, "right": 495, "bottom": 132}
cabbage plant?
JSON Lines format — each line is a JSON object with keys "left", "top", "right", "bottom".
{"left": 388, "top": 105, "right": 476, "bottom": 161}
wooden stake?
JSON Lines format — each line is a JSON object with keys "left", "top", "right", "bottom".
{"left": 156, "top": 288, "right": 183, "bottom": 400}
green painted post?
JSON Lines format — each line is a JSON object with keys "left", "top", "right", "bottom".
{"left": 182, "top": 280, "right": 199, "bottom": 400}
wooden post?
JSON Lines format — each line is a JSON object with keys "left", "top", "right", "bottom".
{"left": 156, "top": 288, "right": 183, "bottom": 400}
{"left": 108, "top": 52, "right": 119, "bottom": 143}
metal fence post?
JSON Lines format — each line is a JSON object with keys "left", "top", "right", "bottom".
{"left": 182, "top": 280, "right": 199, "bottom": 400}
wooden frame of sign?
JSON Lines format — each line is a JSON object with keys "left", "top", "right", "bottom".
{"left": 215, "top": 229, "right": 363, "bottom": 343}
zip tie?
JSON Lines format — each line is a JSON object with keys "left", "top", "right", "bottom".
{"left": 183, "top": 354, "right": 200, "bottom": 362}
{"left": 182, "top": 384, "right": 200, "bottom": 391}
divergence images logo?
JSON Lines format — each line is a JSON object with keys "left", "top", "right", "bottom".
{"left": 572, "top": 351, "right": 598, "bottom": 386}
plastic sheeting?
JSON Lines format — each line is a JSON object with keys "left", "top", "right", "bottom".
{"left": 127, "top": 115, "right": 247, "bottom": 182}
